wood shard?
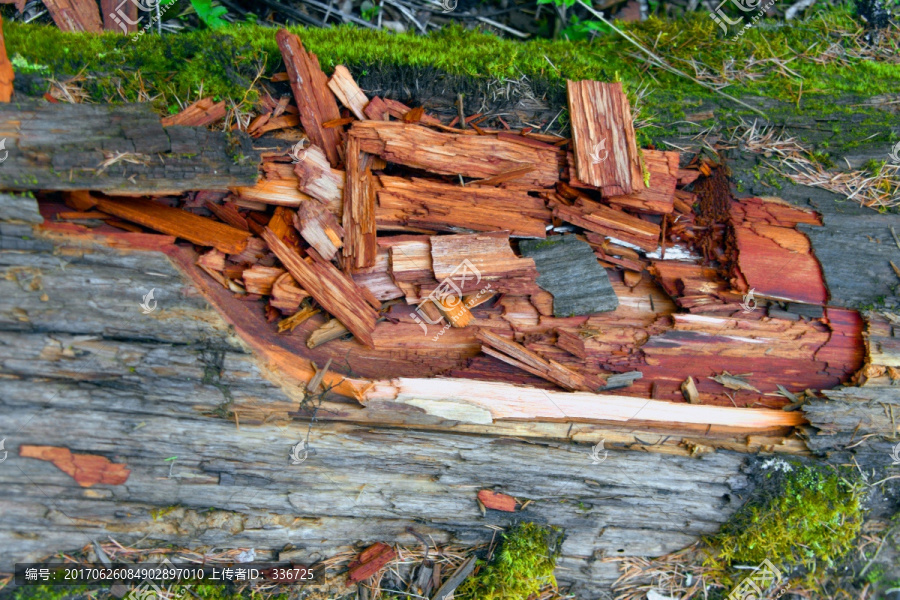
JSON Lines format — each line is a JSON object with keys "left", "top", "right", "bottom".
{"left": 327, "top": 65, "right": 369, "bottom": 120}
{"left": 275, "top": 29, "right": 343, "bottom": 167}
{"left": 519, "top": 235, "right": 618, "bottom": 317}
{"left": 477, "top": 489, "right": 517, "bottom": 512}
{"left": 262, "top": 227, "right": 378, "bottom": 347}
{"left": 606, "top": 149, "right": 679, "bottom": 214}
{"left": 19, "top": 445, "right": 130, "bottom": 487}
{"left": 476, "top": 329, "right": 607, "bottom": 392}
{"left": 348, "top": 542, "right": 397, "bottom": 582}
{"left": 429, "top": 232, "right": 540, "bottom": 295}
{"left": 0, "top": 16, "right": 13, "bottom": 102}
{"left": 349, "top": 120, "right": 561, "bottom": 187}
{"left": 566, "top": 80, "right": 641, "bottom": 195}
{"left": 42, "top": 0, "right": 102, "bottom": 32}
{"left": 293, "top": 144, "right": 345, "bottom": 207}
{"left": 343, "top": 135, "right": 378, "bottom": 270}
{"left": 294, "top": 200, "right": 344, "bottom": 261}
{"left": 92, "top": 196, "right": 250, "bottom": 254}
{"left": 376, "top": 175, "right": 549, "bottom": 238}
{"left": 161, "top": 98, "right": 227, "bottom": 128}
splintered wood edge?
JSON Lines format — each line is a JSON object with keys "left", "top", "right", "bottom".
{"left": 35, "top": 223, "right": 808, "bottom": 449}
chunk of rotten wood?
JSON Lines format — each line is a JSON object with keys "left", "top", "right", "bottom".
{"left": 349, "top": 120, "right": 561, "bottom": 188}
{"left": 19, "top": 445, "right": 130, "bottom": 487}
{"left": 161, "top": 98, "right": 227, "bottom": 127}
{"left": 275, "top": 29, "right": 343, "bottom": 167}
{"left": 270, "top": 272, "right": 310, "bottom": 313}
{"left": 262, "top": 227, "right": 378, "bottom": 347}
{"left": 42, "top": 0, "right": 102, "bottom": 32}
{"left": 376, "top": 175, "right": 550, "bottom": 239}
{"left": 294, "top": 200, "right": 344, "bottom": 261}
{"left": 606, "top": 150, "right": 679, "bottom": 215}
{"left": 519, "top": 235, "right": 618, "bottom": 317}
{"left": 347, "top": 542, "right": 397, "bottom": 582}
{"left": 681, "top": 376, "right": 700, "bottom": 404}
{"left": 327, "top": 65, "right": 369, "bottom": 120}
{"left": 343, "top": 135, "right": 378, "bottom": 270}
{"left": 476, "top": 329, "right": 607, "bottom": 392}
{"left": 0, "top": 16, "right": 13, "bottom": 102}
{"left": 101, "top": 0, "right": 137, "bottom": 32}
{"left": 566, "top": 80, "right": 642, "bottom": 195}
{"left": 551, "top": 196, "right": 660, "bottom": 252}
{"left": 477, "top": 489, "right": 517, "bottom": 512}
{"left": 364, "top": 96, "right": 442, "bottom": 125}
{"left": 429, "top": 232, "right": 540, "bottom": 296}
{"left": 293, "top": 144, "right": 345, "bottom": 207}
{"left": 91, "top": 196, "right": 250, "bottom": 254}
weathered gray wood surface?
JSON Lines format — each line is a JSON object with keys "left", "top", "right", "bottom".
{"left": 0, "top": 101, "right": 260, "bottom": 193}
{"left": 0, "top": 197, "right": 752, "bottom": 598}
{"left": 520, "top": 234, "right": 618, "bottom": 316}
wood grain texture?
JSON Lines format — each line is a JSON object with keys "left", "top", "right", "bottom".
{"left": 327, "top": 65, "right": 369, "bottom": 120}
{"left": 376, "top": 175, "right": 549, "bottom": 238}
{"left": 0, "top": 101, "right": 260, "bottom": 193}
{"left": 42, "top": 0, "right": 102, "bottom": 32}
{"left": 343, "top": 135, "right": 378, "bottom": 270}
{"left": 93, "top": 196, "right": 250, "bottom": 254}
{"left": 566, "top": 80, "right": 642, "bottom": 196}
{"left": 275, "top": 29, "right": 343, "bottom": 167}
{"left": 262, "top": 227, "right": 378, "bottom": 347}
{"left": 349, "top": 120, "right": 562, "bottom": 187}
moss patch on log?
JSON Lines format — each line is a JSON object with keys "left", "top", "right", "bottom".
{"left": 706, "top": 459, "right": 866, "bottom": 592}
{"left": 4, "top": 8, "right": 899, "bottom": 118}
{"left": 456, "top": 522, "right": 561, "bottom": 600}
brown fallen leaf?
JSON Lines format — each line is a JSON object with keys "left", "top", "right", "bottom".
{"left": 708, "top": 371, "right": 760, "bottom": 393}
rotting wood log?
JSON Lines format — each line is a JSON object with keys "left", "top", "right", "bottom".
{"left": 0, "top": 101, "right": 260, "bottom": 193}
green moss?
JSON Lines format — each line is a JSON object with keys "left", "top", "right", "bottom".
{"left": 708, "top": 462, "right": 865, "bottom": 581}
{"left": 5, "top": 8, "right": 900, "bottom": 119}
{"left": 456, "top": 522, "right": 560, "bottom": 600}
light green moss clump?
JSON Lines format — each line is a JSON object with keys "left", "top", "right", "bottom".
{"left": 708, "top": 462, "right": 865, "bottom": 586}
{"left": 4, "top": 7, "right": 900, "bottom": 119}
{"left": 456, "top": 522, "right": 560, "bottom": 600}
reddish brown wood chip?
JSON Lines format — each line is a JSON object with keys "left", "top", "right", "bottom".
{"left": 161, "top": 98, "right": 227, "bottom": 128}
{"left": 477, "top": 490, "right": 517, "bottom": 512}
{"left": 348, "top": 542, "right": 397, "bottom": 582}
{"left": 0, "top": 16, "right": 14, "bottom": 102}
{"left": 19, "top": 445, "right": 130, "bottom": 487}
{"left": 275, "top": 29, "right": 343, "bottom": 167}
{"left": 93, "top": 196, "right": 250, "bottom": 254}
{"left": 42, "top": 0, "right": 102, "bottom": 32}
